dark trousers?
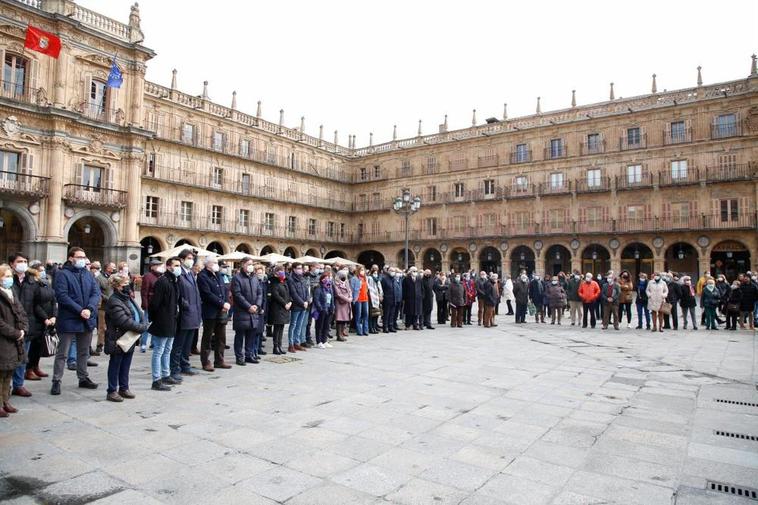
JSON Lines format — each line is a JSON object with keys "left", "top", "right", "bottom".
{"left": 316, "top": 313, "right": 331, "bottom": 344}
{"left": 272, "top": 324, "right": 284, "bottom": 348}
{"left": 450, "top": 306, "right": 462, "bottom": 327}
{"left": 436, "top": 298, "right": 448, "bottom": 324}
{"left": 582, "top": 303, "right": 596, "bottom": 328}
{"left": 170, "top": 328, "right": 194, "bottom": 375}
{"left": 618, "top": 302, "right": 632, "bottom": 323}
{"left": 382, "top": 301, "right": 397, "bottom": 331}
{"left": 201, "top": 319, "right": 226, "bottom": 366}
{"left": 505, "top": 300, "right": 514, "bottom": 315}
{"left": 664, "top": 304, "right": 679, "bottom": 329}
{"left": 423, "top": 305, "right": 433, "bottom": 327}
{"left": 405, "top": 310, "right": 419, "bottom": 328}
{"left": 27, "top": 336, "right": 43, "bottom": 370}
{"left": 477, "top": 298, "right": 486, "bottom": 324}
{"left": 107, "top": 349, "right": 134, "bottom": 393}
{"left": 726, "top": 311, "right": 739, "bottom": 329}
{"left": 305, "top": 312, "right": 313, "bottom": 341}
{"left": 602, "top": 302, "right": 619, "bottom": 329}
{"left": 463, "top": 304, "right": 472, "bottom": 324}
{"left": 234, "top": 329, "right": 257, "bottom": 360}
{"left": 515, "top": 302, "right": 527, "bottom": 323}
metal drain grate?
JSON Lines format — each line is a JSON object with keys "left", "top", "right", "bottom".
{"left": 264, "top": 356, "right": 302, "bottom": 364}
{"left": 714, "top": 430, "right": 758, "bottom": 442}
{"left": 714, "top": 398, "right": 758, "bottom": 408}
{"left": 707, "top": 481, "right": 758, "bottom": 500}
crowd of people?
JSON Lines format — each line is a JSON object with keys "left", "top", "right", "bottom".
{"left": 1, "top": 246, "right": 757, "bottom": 415}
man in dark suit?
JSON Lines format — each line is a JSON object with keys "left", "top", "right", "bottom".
{"left": 197, "top": 256, "right": 230, "bottom": 371}
{"left": 170, "top": 249, "right": 202, "bottom": 382}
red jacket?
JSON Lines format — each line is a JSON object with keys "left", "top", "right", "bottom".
{"left": 140, "top": 270, "right": 160, "bottom": 310}
{"left": 578, "top": 280, "right": 600, "bottom": 303}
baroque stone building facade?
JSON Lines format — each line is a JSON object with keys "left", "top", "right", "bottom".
{"left": 0, "top": 0, "right": 757, "bottom": 281}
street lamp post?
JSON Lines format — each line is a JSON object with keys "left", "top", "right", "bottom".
{"left": 393, "top": 189, "right": 421, "bottom": 270}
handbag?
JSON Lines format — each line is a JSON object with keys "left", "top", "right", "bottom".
{"left": 527, "top": 301, "right": 536, "bottom": 316}
{"left": 726, "top": 302, "right": 740, "bottom": 313}
{"left": 116, "top": 330, "right": 142, "bottom": 353}
{"left": 659, "top": 302, "right": 672, "bottom": 315}
{"left": 40, "top": 326, "right": 59, "bottom": 358}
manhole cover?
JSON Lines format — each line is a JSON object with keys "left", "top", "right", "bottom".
{"left": 264, "top": 356, "right": 302, "bottom": 364}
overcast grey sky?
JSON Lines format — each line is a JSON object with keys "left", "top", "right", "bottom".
{"left": 80, "top": 0, "right": 758, "bottom": 146}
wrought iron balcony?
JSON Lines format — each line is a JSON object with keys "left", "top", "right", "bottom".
{"left": 711, "top": 123, "right": 741, "bottom": 140}
{"left": 619, "top": 133, "right": 647, "bottom": 151}
{"left": 63, "top": 184, "right": 127, "bottom": 209}
{"left": 0, "top": 171, "right": 49, "bottom": 199}
{"left": 575, "top": 176, "right": 611, "bottom": 193}
{"left": 509, "top": 150, "right": 532, "bottom": 164}
{"left": 703, "top": 163, "right": 756, "bottom": 183}
{"left": 616, "top": 171, "right": 653, "bottom": 191}
{"left": 663, "top": 128, "right": 692, "bottom": 145}
{"left": 658, "top": 167, "right": 700, "bottom": 187}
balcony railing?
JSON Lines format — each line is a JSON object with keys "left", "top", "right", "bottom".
{"left": 704, "top": 163, "right": 756, "bottom": 183}
{"left": 510, "top": 150, "right": 532, "bottom": 164}
{"left": 619, "top": 134, "right": 647, "bottom": 151}
{"left": 580, "top": 140, "right": 605, "bottom": 155}
{"left": 63, "top": 184, "right": 127, "bottom": 209}
{"left": 614, "top": 218, "right": 658, "bottom": 233}
{"left": 545, "top": 145, "right": 568, "bottom": 159}
{"left": 574, "top": 220, "right": 614, "bottom": 234}
{"left": 575, "top": 176, "right": 611, "bottom": 193}
{"left": 616, "top": 171, "right": 653, "bottom": 191}
{"left": 448, "top": 159, "right": 467, "bottom": 171}
{"left": 0, "top": 171, "right": 49, "bottom": 199}
{"left": 540, "top": 181, "right": 571, "bottom": 196}
{"left": 701, "top": 212, "right": 756, "bottom": 230}
{"left": 504, "top": 184, "right": 535, "bottom": 199}
{"left": 477, "top": 154, "right": 499, "bottom": 168}
{"left": 658, "top": 168, "right": 700, "bottom": 187}
{"left": 664, "top": 128, "right": 692, "bottom": 145}
{"left": 661, "top": 215, "right": 702, "bottom": 230}
{"left": 711, "top": 123, "right": 742, "bottom": 140}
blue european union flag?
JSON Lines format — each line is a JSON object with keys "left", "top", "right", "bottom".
{"left": 107, "top": 57, "right": 123, "bottom": 89}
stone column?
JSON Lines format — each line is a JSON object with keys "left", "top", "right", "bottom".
{"left": 502, "top": 257, "right": 512, "bottom": 278}
{"left": 42, "top": 138, "right": 68, "bottom": 262}
{"left": 129, "top": 64, "right": 146, "bottom": 128}
{"left": 53, "top": 51, "right": 67, "bottom": 107}
{"left": 123, "top": 151, "right": 142, "bottom": 272}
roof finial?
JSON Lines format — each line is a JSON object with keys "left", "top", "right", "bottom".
{"left": 369, "top": 132, "right": 373, "bottom": 147}
{"left": 571, "top": 90, "right": 576, "bottom": 108}
{"left": 170, "top": 69, "right": 177, "bottom": 90}
{"left": 231, "top": 91, "right": 237, "bottom": 110}
{"left": 318, "top": 124, "right": 323, "bottom": 144}
{"left": 300, "top": 116, "right": 305, "bottom": 132}
{"left": 333, "top": 130, "right": 338, "bottom": 145}
{"left": 202, "top": 80, "right": 208, "bottom": 100}
{"left": 392, "top": 124, "right": 397, "bottom": 141}
{"left": 471, "top": 109, "right": 477, "bottom": 126}
{"left": 651, "top": 73, "right": 657, "bottom": 94}
{"left": 256, "top": 100, "right": 261, "bottom": 117}
{"left": 443, "top": 114, "right": 448, "bottom": 132}
{"left": 279, "top": 109, "right": 284, "bottom": 127}
{"left": 609, "top": 82, "right": 615, "bottom": 100}
{"left": 751, "top": 54, "right": 757, "bottom": 76}
{"left": 502, "top": 103, "right": 507, "bottom": 120}
{"left": 697, "top": 66, "right": 703, "bottom": 86}
{"left": 536, "top": 97, "right": 541, "bottom": 114}
{"left": 417, "top": 119, "right": 422, "bottom": 136}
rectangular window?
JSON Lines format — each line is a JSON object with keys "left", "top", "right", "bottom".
{"left": 626, "top": 164, "right": 642, "bottom": 184}
{"left": 482, "top": 213, "right": 497, "bottom": 227}
{"left": 339, "top": 223, "right": 345, "bottom": 238}
{"left": 371, "top": 192, "right": 380, "bottom": 207}
{"left": 483, "top": 179, "right": 495, "bottom": 195}
{"left": 550, "top": 138, "right": 563, "bottom": 158}
{"left": 212, "top": 131, "right": 225, "bottom": 152}
{"left": 211, "top": 167, "right": 223, "bottom": 188}
{"left": 587, "top": 133, "right": 601, "bottom": 152}
{"left": 515, "top": 143, "right": 528, "bottom": 163}
{"left": 714, "top": 113, "right": 737, "bottom": 138}
{"left": 513, "top": 211, "right": 530, "bottom": 227}
{"left": 720, "top": 199, "right": 738, "bottom": 222}
{"left": 88, "top": 80, "right": 107, "bottom": 118}
{"left": 82, "top": 165, "right": 103, "bottom": 191}
{"left": 238, "top": 209, "right": 249, "bottom": 228}
{"left": 670, "top": 121, "right": 686, "bottom": 143}
{"left": 427, "top": 156, "right": 438, "bottom": 173}
{"left": 3, "top": 54, "right": 26, "bottom": 98}
{"left": 359, "top": 167, "right": 367, "bottom": 181}
{"left": 549, "top": 172, "right": 564, "bottom": 189}
{"left": 357, "top": 223, "right": 364, "bottom": 238}
{"left": 514, "top": 175, "right": 528, "bottom": 193}
{"left": 452, "top": 215, "right": 466, "bottom": 231}
{"left": 671, "top": 159, "right": 688, "bottom": 180}
{"left": 626, "top": 205, "right": 644, "bottom": 221}
{"left": 548, "top": 209, "right": 564, "bottom": 228}
{"left": 0, "top": 149, "right": 20, "bottom": 179}
{"left": 427, "top": 185, "right": 437, "bottom": 202}
{"left": 144, "top": 196, "right": 159, "bottom": 218}
{"left": 240, "top": 139, "right": 250, "bottom": 157}
{"left": 146, "top": 153, "right": 156, "bottom": 176}
{"left": 587, "top": 168, "right": 601, "bottom": 188}
{"left": 240, "top": 173, "right": 251, "bottom": 195}
{"left": 358, "top": 193, "right": 367, "bottom": 209}
{"left": 211, "top": 205, "right": 223, "bottom": 225}
{"left": 627, "top": 127, "right": 641, "bottom": 146}
{"left": 373, "top": 165, "right": 381, "bottom": 178}
{"left": 454, "top": 182, "right": 465, "bottom": 198}
{"left": 308, "top": 218, "right": 317, "bottom": 235}
{"left": 400, "top": 160, "right": 411, "bottom": 176}
{"left": 180, "top": 201, "right": 193, "bottom": 222}
{"left": 264, "top": 212, "right": 274, "bottom": 231}
{"left": 181, "top": 123, "right": 195, "bottom": 144}
{"left": 586, "top": 207, "right": 602, "bottom": 224}
{"left": 287, "top": 216, "right": 297, "bottom": 233}
{"left": 425, "top": 217, "right": 437, "bottom": 236}
{"left": 327, "top": 221, "right": 336, "bottom": 237}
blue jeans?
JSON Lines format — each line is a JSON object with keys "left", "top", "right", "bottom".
{"left": 636, "top": 300, "right": 650, "bottom": 328}
{"left": 12, "top": 340, "right": 32, "bottom": 388}
{"left": 67, "top": 336, "right": 77, "bottom": 366}
{"left": 234, "top": 329, "right": 258, "bottom": 360}
{"left": 107, "top": 349, "right": 134, "bottom": 393}
{"left": 140, "top": 310, "right": 151, "bottom": 349}
{"left": 170, "top": 329, "right": 194, "bottom": 376}
{"left": 354, "top": 301, "right": 369, "bottom": 335}
{"left": 288, "top": 309, "right": 307, "bottom": 346}
{"left": 151, "top": 336, "right": 173, "bottom": 381}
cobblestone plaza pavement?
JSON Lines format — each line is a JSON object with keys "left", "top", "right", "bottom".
{"left": 1, "top": 314, "right": 757, "bottom": 505}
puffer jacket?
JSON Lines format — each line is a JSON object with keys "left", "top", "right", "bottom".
{"left": 701, "top": 286, "right": 721, "bottom": 309}
{"left": 104, "top": 290, "right": 147, "bottom": 355}
{"left": 618, "top": 277, "right": 634, "bottom": 304}
{"left": 448, "top": 280, "right": 465, "bottom": 307}
{"left": 267, "top": 276, "right": 291, "bottom": 326}
{"left": 578, "top": 280, "right": 600, "bottom": 304}
{"left": 546, "top": 283, "right": 567, "bottom": 308}
{"left": 29, "top": 279, "right": 57, "bottom": 340}
{"left": 0, "top": 289, "right": 27, "bottom": 371}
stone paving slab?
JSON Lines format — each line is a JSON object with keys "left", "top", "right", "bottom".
{"left": 0, "top": 313, "right": 756, "bottom": 504}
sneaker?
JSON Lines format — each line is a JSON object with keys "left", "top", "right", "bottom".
{"left": 78, "top": 378, "right": 98, "bottom": 389}
{"left": 152, "top": 381, "right": 171, "bottom": 391}
{"left": 324, "top": 342, "right": 333, "bottom": 348}
{"left": 118, "top": 390, "right": 135, "bottom": 399}
{"left": 140, "top": 345, "right": 147, "bottom": 353}
{"left": 627, "top": 323, "right": 632, "bottom": 329}
{"left": 106, "top": 391, "right": 123, "bottom": 402}
{"left": 163, "top": 376, "right": 180, "bottom": 385}
{"left": 317, "top": 343, "right": 325, "bottom": 349}
{"left": 67, "top": 362, "right": 77, "bottom": 371}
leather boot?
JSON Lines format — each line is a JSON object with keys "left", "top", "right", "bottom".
{"left": 287, "top": 345, "right": 296, "bottom": 353}
{"left": 25, "top": 369, "right": 41, "bottom": 381}
{"left": 3, "top": 402, "right": 18, "bottom": 414}
{"left": 32, "top": 367, "right": 48, "bottom": 378}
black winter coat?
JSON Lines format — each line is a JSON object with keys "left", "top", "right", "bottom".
{"left": 448, "top": 281, "right": 465, "bottom": 307}
{"left": 0, "top": 289, "right": 27, "bottom": 371}
{"left": 267, "top": 276, "right": 291, "bottom": 325}
{"left": 148, "top": 273, "right": 181, "bottom": 338}
{"left": 726, "top": 288, "right": 742, "bottom": 313}
{"left": 402, "top": 276, "right": 423, "bottom": 315}
{"left": 197, "top": 268, "right": 228, "bottom": 321}
{"left": 679, "top": 284, "right": 697, "bottom": 309}
{"left": 421, "top": 276, "right": 435, "bottom": 311}
{"left": 513, "top": 279, "right": 529, "bottom": 304}
{"left": 433, "top": 278, "right": 449, "bottom": 302}
{"left": 12, "top": 275, "right": 36, "bottom": 341}
{"left": 104, "top": 290, "right": 147, "bottom": 355}
{"left": 666, "top": 281, "right": 682, "bottom": 303}
{"left": 29, "top": 280, "right": 56, "bottom": 340}
{"left": 231, "top": 272, "right": 264, "bottom": 331}
{"left": 739, "top": 282, "right": 758, "bottom": 311}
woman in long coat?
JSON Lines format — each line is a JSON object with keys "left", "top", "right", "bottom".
{"left": 0, "top": 264, "right": 27, "bottom": 417}
{"left": 333, "top": 271, "right": 353, "bottom": 341}
{"left": 267, "top": 268, "right": 291, "bottom": 355}
{"left": 645, "top": 273, "right": 669, "bottom": 332}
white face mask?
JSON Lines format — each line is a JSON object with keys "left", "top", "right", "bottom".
{"left": 14, "top": 263, "right": 28, "bottom": 274}
{"left": 246, "top": 264, "right": 255, "bottom": 274}
{"left": 585, "top": 275, "right": 592, "bottom": 281}
{"left": 121, "top": 268, "right": 129, "bottom": 276}
{"left": 211, "top": 264, "right": 220, "bottom": 273}
{"left": 183, "top": 259, "right": 194, "bottom": 269}
{"left": 256, "top": 273, "right": 265, "bottom": 280}
{"left": 156, "top": 266, "right": 166, "bottom": 274}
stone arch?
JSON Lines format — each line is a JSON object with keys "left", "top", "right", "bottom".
{"left": 235, "top": 242, "right": 253, "bottom": 254}
{"left": 449, "top": 248, "right": 470, "bottom": 273}
{"left": 422, "top": 248, "right": 442, "bottom": 273}
{"left": 664, "top": 241, "right": 699, "bottom": 279}
{"left": 140, "top": 236, "right": 164, "bottom": 274}
{"left": 357, "top": 250, "right": 385, "bottom": 270}
{"left": 325, "top": 250, "right": 347, "bottom": 259}
{"left": 64, "top": 210, "right": 118, "bottom": 264}
{"left": 620, "top": 242, "right": 654, "bottom": 279}
{"left": 510, "top": 245, "right": 535, "bottom": 278}
{"left": 0, "top": 201, "right": 37, "bottom": 242}
{"left": 175, "top": 238, "right": 196, "bottom": 247}
{"left": 283, "top": 246, "right": 299, "bottom": 259}
{"left": 0, "top": 203, "right": 37, "bottom": 263}
{"left": 260, "top": 245, "right": 277, "bottom": 255}
{"left": 207, "top": 241, "right": 226, "bottom": 255}
{"left": 544, "top": 244, "right": 571, "bottom": 275}
{"left": 397, "top": 248, "right": 415, "bottom": 269}
{"left": 709, "top": 240, "right": 751, "bottom": 282}
{"left": 581, "top": 244, "right": 611, "bottom": 277}
{"left": 62, "top": 209, "right": 117, "bottom": 247}
{"left": 305, "top": 248, "right": 319, "bottom": 257}
{"left": 479, "top": 246, "right": 501, "bottom": 275}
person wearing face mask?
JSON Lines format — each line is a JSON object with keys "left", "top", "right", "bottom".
{"left": 169, "top": 249, "right": 202, "bottom": 382}
{"left": 737, "top": 274, "right": 757, "bottom": 330}
{"left": 448, "top": 273, "right": 465, "bottom": 328}
{"left": 51, "top": 247, "right": 100, "bottom": 395}
{"left": 402, "top": 267, "right": 423, "bottom": 330}
{"left": 617, "top": 271, "right": 634, "bottom": 329}
{"left": 662, "top": 272, "right": 680, "bottom": 331}
{"left": 419, "top": 269, "right": 434, "bottom": 330}
{"left": 433, "top": 272, "right": 450, "bottom": 325}
{"left": 635, "top": 273, "right": 651, "bottom": 330}
{"left": 8, "top": 253, "right": 34, "bottom": 398}
{"left": 312, "top": 274, "right": 335, "bottom": 348}
{"left": 392, "top": 268, "right": 404, "bottom": 329}
{"left": 701, "top": 279, "right": 721, "bottom": 330}
{"left": 502, "top": 274, "right": 515, "bottom": 316}
{"left": 528, "top": 272, "right": 546, "bottom": 324}
{"left": 352, "top": 267, "right": 370, "bottom": 335}
{"left": 462, "top": 272, "right": 476, "bottom": 325}
{"left": 89, "top": 261, "right": 110, "bottom": 357}
{"left": 333, "top": 270, "right": 353, "bottom": 340}
{"left": 198, "top": 257, "right": 231, "bottom": 371}
{"left": 512, "top": 273, "right": 530, "bottom": 323}
{"left": 287, "top": 262, "right": 311, "bottom": 351}
{"left": 578, "top": 273, "right": 601, "bottom": 329}
{"left": 0, "top": 263, "right": 28, "bottom": 417}
{"left": 714, "top": 275, "right": 729, "bottom": 326}
{"left": 231, "top": 258, "right": 264, "bottom": 364}
{"left": 268, "top": 267, "right": 292, "bottom": 354}
{"left": 724, "top": 281, "right": 743, "bottom": 331}
{"left": 139, "top": 259, "right": 164, "bottom": 353}
{"left": 679, "top": 276, "right": 698, "bottom": 330}
{"left": 600, "top": 273, "right": 620, "bottom": 330}
{"left": 147, "top": 257, "right": 182, "bottom": 391}
{"left": 103, "top": 274, "right": 149, "bottom": 402}
{"left": 367, "top": 268, "right": 384, "bottom": 334}
{"left": 380, "top": 268, "right": 397, "bottom": 333}
{"left": 303, "top": 264, "right": 321, "bottom": 348}
{"left": 546, "top": 276, "right": 567, "bottom": 325}
{"left": 23, "top": 262, "right": 56, "bottom": 381}
{"left": 475, "top": 271, "right": 489, "bottom": 326}
{"left": 566, "top": 271, "right": 582, "bottom": 326}
{"left": 645, "top": 273, "right": 669, "bottom": 332}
